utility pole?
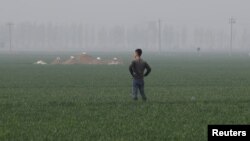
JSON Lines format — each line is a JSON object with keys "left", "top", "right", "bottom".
{"left": 229, "top": 17, "right": 236, "bottom": 56}
{"left": 7, "top": 23, "right": 13, "bottom": 52}
{"left": 158, "top": 19, "right": 162, "bottom": 52}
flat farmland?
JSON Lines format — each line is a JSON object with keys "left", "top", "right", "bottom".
{"left": 1, "top": 52, "right": 250, "bottom": 141}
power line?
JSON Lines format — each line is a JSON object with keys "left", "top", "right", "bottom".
{"left": 158, "top": 19, "right": 162, "bottom": 52}
{"left": 229, "top": 17, "right": 236, "bottom": 56}
{"left": 7, "top": 23, "right": 13, "bottom": 52}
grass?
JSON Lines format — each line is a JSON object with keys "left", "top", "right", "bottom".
{"left": 1, "top": 52, "right": 250, "bottom": 140}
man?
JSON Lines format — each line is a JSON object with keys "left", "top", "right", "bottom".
{"left": 129, "top": 49, "right": 151, "bottom": 101}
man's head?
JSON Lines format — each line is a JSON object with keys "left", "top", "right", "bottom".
{"left": 134, "top": 49, "right": 142, "bottom": 59}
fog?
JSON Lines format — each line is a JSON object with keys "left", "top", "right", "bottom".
{"left": 0, "top": 0, "right": 250, "bottom": 52}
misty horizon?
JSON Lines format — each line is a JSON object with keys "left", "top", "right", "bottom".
{"left": 0, "top": 0, "right": 250, "bottom": 52}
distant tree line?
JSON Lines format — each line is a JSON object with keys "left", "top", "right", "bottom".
{"left": 0, "top": 22, "right": 250, "bottom": 52}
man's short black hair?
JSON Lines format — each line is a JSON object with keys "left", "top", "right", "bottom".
{"left": 135, "top": 49, "right": 142, "bottom": 56}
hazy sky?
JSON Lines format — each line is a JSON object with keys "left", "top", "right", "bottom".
{"left": 1, "top": 0, "right": 250, "bottom": 26}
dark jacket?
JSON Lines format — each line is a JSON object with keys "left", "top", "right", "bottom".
{"left": 129, "top": 59, "right": 151, "bottom": 79}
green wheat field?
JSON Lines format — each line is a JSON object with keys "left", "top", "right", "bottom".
{"left": 1, "top": 52, "right": 250, "bottom": 141}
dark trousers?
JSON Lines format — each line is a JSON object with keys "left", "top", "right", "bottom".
{"left": 132, "top": 79, "right": 147, "bottom": 100}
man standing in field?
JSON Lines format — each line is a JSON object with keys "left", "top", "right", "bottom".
{"left": 129, "top": 49, "right": 151, "bottom": 101}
